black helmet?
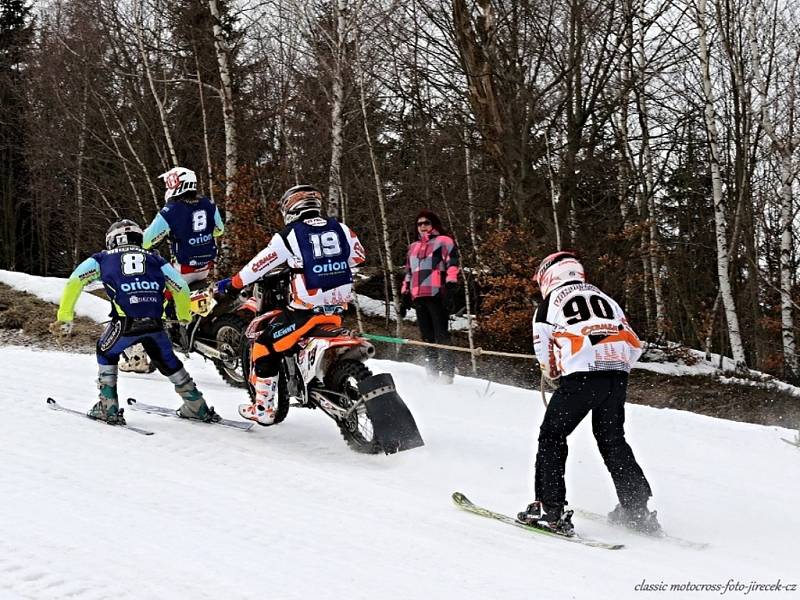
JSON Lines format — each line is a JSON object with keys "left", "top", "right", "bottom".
{"left": 106, "top": 219, "right": 144, "bottom": 250}
{"left": 279, "top": 184, "right": 323, "bottom": 224}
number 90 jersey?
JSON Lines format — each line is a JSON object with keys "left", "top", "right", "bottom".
{"left": 92, "top": 247, "right": 168, "bottom": 319}
{"left": 533, "top": 283, "right": 642, "bottom": 377}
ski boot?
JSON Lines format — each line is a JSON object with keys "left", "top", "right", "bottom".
{"left": 171, "top": 369, "right": 221, "bottom": 423}
{"left": 517, "top": 501, "right": 575, "bottom": 536}
{"left": 88, "top": 385, "right": 126, "bottom": 425}
{"left": 89, "top": 366, "right": 126, "bottom": 424}
{"left": 608, "top": 503, "right": 662, "bottom": 535}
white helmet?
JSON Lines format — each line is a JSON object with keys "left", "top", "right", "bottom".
{"left": 534, "top": 251, "right": 585, "bottom": 298}
{"left": 106, "top": 219, "right": 144, "bottom": 250}
{"left": 159, "top": 167, "right": 198, "bottom": 202}
{"left": 279, "top": 184, "right": 323, "bottom": 224}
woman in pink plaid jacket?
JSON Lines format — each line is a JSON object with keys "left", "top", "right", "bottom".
{"left": 400, "top": 210, "right": 460, "bottom": 383}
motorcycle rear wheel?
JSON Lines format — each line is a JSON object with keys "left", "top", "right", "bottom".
{"left": 325, "top": 360, "right": 380, "bottom": 454}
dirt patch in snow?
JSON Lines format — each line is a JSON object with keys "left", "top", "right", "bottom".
{"left": 0, "top": 282, "right": 103, "bottom": 353}
{"left": 627, "top": 370, "right": 800, "bottom": 430}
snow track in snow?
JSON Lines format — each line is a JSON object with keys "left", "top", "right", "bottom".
{"left": 1, "top": 345, "right": 798, "bottom": 599}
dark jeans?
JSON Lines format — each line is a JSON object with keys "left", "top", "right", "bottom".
{"left": 414, "top": 295, "right": 454, "bottom": 377}
{"left": 534, "top": 371, "right": 652, "bottom": 509}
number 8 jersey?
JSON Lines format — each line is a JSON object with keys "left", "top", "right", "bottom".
{"left": 533, "top": 283, "right": 642, "bottom": 377}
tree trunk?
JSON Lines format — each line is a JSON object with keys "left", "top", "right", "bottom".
{"left": 195, "top": 49, "right": 215, "bottom": 203}
{"left": 327, "top": 0, "right": 347, "bottom": 219}
{"left": 634, "top": 4, "right": 666, "bottom": 337}
{"left": 464, "top": 129, "right": 482, "bottom": 267}
{"left": 73, "top": 84, "right": 88, "bottom": 266}
{"left": 697, "top": 0, "right": 747, "bottom": 369}
{"left": 748, "top": 9, "right": 798, "bottom": 376}
{"left": 208, "top": 0, "right": 238, "bottom": 211}
{"left": 544, "top": 129, "right": 562, "bottom": 251}
{"left": 356, "top": 33, "right": 401, "bottom": 339}
{"left": 135, "top": 0, "right": 177, "bottom": 167}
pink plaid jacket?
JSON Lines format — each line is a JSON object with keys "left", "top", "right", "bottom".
{"left": 401, "top": 232, "right": 460, "bottom": 299}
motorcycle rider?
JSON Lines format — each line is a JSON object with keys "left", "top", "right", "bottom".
{"left": 143, "top": 166, "right": 225, "bottom": 287}
{"left": 122, "top": 167, "right": 224, "bottom": 373}
{"left": 215, "top": 184, "right": 366, "bottom": 425}
{"left": 50, "top": 219, "right": 220, "bottom": 424}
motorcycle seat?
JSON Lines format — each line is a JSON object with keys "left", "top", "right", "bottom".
{"left": 307, "top": 325, "right": 352, "bottom": 338}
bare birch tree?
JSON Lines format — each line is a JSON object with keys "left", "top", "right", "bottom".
{"left": 697, "top": 0, "right": 747, "bottom": 368}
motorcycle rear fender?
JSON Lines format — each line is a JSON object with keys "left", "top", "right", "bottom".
{"left": 295, "top": 338, "right": 372, "bottom": 384}
{"left": 317, "top": 340, "right": 375, "bottom": 382}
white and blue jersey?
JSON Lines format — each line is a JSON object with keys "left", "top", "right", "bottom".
{"left": 143, "top": 196, "right": 224, "bottom": 267}
{"left": 235, "top": 216, "right": 366, "bottom": 310}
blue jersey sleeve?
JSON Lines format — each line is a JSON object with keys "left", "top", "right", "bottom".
{"left": 161, "top": 262, "right": 191, "bottom": 321}
{"left": 56, "top": 257, "right": 101, "bottom": 321}
{"left": 213, "top": 206, "right": 224, "bottom": 237}
{"left": 143, "top": 213, "right": 171, "bottom": 249}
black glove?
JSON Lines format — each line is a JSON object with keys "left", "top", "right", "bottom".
{"left": 399, "top": 293, "right": 412, "bottom": 318}
{"left": 444, "top": 282, "right": 458, "bottom": 314}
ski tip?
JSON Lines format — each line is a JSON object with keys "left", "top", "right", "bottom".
{"left": 126, "top": 398, "right": 137, "bottom": 406}
{"left": 46, "top": 397, "right": 56, "bottom": 404}
{"left": 452, "top": 491, "right": 469, "bottom": 503}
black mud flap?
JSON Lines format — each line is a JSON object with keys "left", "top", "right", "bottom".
{"left": 359, "top": 373, "right": 424, "bottom": 454}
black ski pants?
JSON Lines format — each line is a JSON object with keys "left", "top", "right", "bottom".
{"left": 534, "top": 371, "right": 652, "bottom": 510}
{"left": 414, "top": 295, "right": 454, "bottom": 377}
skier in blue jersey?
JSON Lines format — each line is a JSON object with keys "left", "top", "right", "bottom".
{"left": 50, "top": 220, "right": 220, "bottom": 425}
{"left": 143, "top": 167, "right": 225, "bottom": 287}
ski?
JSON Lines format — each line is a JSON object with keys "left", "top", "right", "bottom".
{"left": 451, "top": 492, "right": 624, "bottom": 550}
{"left": 572, "top": 509, "right": 709, "bottom": 550}
{"left": 126, "top": 398, "right": 254, "bottom": 431}
{"left": 46, "top": 398, "right": 154, "bottom": 436}
{"left": 781, "top": 437, "right": 800, "bottom": 448}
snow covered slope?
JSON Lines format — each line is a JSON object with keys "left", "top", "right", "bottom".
{"left": 1, "top": 345, "right": 798, "bottom": 600}
{"left": 0, "top": 270, "right": 109, "bottom": 323}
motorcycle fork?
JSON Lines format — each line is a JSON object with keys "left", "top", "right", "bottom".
{"left": 186, "top": 316, "right": 203, "bottom": 352}
{"left": 282, "top": 356, "right": 308, "bottom": 404}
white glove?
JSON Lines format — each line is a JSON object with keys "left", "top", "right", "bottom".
{"left": 540, "top": 363, "right": 560, "bottom": 387}
{"left": 49, "top": 320, "right": 74, "bottom": 336}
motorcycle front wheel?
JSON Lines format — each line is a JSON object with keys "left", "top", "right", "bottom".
{"left": 210, "top": 314, "right": 249, "bottom": 388}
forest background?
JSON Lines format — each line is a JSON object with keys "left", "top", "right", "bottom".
{"left": 2, "top": 0, "right": 800, "bottom": 381}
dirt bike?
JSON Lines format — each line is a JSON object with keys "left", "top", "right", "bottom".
{"left": 240, "top": 269, "right": 424, "bottom": 455}
{"left": 168, "top": 285, "right": 258, "bottom": 388}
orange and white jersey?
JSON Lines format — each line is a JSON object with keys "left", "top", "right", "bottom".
{"left": 533, "top": 283, "right": 642, "bottom": 377}
{"left": 236, "top": 217, "right": 366, "bottom": 310}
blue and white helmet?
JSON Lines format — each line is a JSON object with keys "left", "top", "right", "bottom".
{"left": 159, "top": 167, "right": 198, "bottom": 202}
